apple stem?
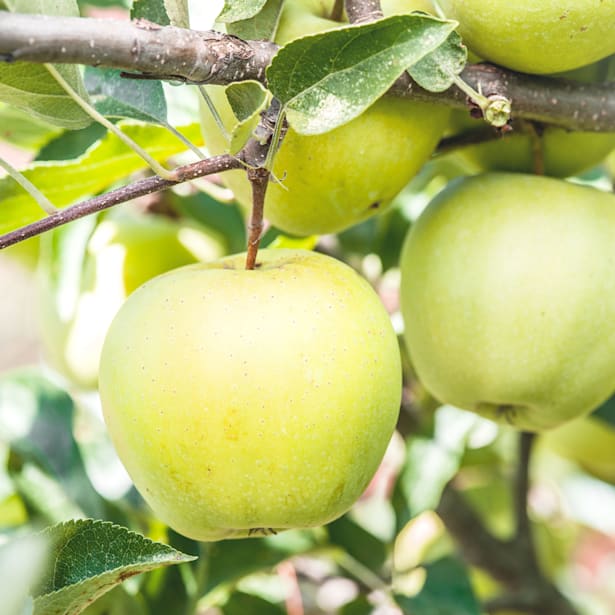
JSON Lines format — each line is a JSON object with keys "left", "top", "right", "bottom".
{"left": 330, "top": 0, "right": 345, "bottom": 22}
{"left": 514, "top": 432, "right": 539, "bottom": 569}
{"left": 245, "top": 166, "right": 270, "bottom": 270}
{"left": 522, "top": 121, "right": 546, "bottom": 175}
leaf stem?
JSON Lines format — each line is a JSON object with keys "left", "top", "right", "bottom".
{"left": 45, "top": 63, "right": 177, "bottom": 180}
{"left": 0, "top": 156, "right": 57, "bottom": 215}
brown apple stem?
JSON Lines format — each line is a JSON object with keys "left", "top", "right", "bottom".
{"left": 523, "top": 121, "right": 546, "bottom": 175}
{"left": 514, "top": 432, "right": 538, "bottom": 562}
{"left": 245, "top": 166, "right": 270, "bottom": 270}
{"left": 345, "top": 0, "right": 383, "bottom": 24}
{"left": 330, "top": 0, "right": 345, "bottom": 22}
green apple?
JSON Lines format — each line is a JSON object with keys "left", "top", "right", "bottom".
{"left": 542, "top": 412, "right": 615, "bottom": 484}
{"left": 98, "top": 249, "right": 401, "bottom": 540}
{"left": 438, "top": 1, "right": 615, "bottom": 74}
{"left": 200, "top": 0, "right": 449, "bottom": 236}
{"left": 400, "top": 173, "right": 615, "bottom": 431}
{"left": 39, "top": 211, "right": 225, "bottom": 389}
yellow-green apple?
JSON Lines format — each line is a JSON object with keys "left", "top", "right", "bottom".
{"left": 200, "top": 0, "right": 449, "bottom": 236}
{"left": 542, "top": 410, "right": 615, "bottom": 484}
{"left": 98, "top": 249, "right": 401, "bottom": 540}
{"left": 39, "top": 211, "right": 225, "bottom": 388}
{"left": 400, "top": 173, "right": 615, "bottom": 431}
{"left": 438, "top": 0, "right": 615, "bottom": 74}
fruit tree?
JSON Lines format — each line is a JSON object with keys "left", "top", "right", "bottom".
{"left": 0, "top": 1, "right": 614, "bottom": 614}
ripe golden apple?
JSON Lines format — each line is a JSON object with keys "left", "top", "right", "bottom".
{"left": 400, "top": 173, "right": 615, "bottom": 431}
{"left": 39, "top": 212, "right": 225, "bottom": 388}
{"left": 200, "top": 0, "right": 449, "bottom": 236}
{"left": 98, "top": 249, "right": 401, "bottom": 540}
{"left": 438, "top": 0, "right": 615, "bottom": 74}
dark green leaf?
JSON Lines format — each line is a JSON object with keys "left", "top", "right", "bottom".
{"left": 0, "top": 369, "right": 107, "bottom": 520}
{"left": 328, "top": 516, "right": 388, "bottom": 574}
{"left": 36, "top": 124, "right": 107, "bottom": 162}
{"left": 223, "top": 591, "right": 284, "bottom": 615}
{"left": 593, "top": 394, "right": 615, "bottom": 427}
{"left": 84, "top": 67, "right": 168, "bottom": 124}
{"left": 226, "top": 0, "right": 283, "bottom": 41}
{"left": 395, "top": 557, "right": 480, "bottom": 615}
{"left": 340, "top": 595, "right": 373, "bottom": 615}
{"left": 408, "top": 31, "right": 467, "bottom": 92}
{"left": 266, "top": 15, "right": 456, "bottom": 135}
{"left": 131, "top": 0, "right": 171, "bottom": 25}
{"left": 32, "top": 519, "right": 195, "bottom": 615}
{"left": 217, "top": 0, "right": 267, "bottom": 23}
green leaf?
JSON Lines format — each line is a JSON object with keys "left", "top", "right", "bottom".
{"left": 223, "top": 591, "right": 284, "bottom": 615}
{"left": 327, "top": 516, "right": 388, "bottom": 574}
{"left": 593, "top": 393, "right": 615, "bottom": 428}
{"left": 0, "top": 103, "right": 62, "bottom": 151}
{"left": 0, "top": 122, "right": 202, "bottom": 235}
{"left": 32, "top": 519, "right": 195, "bottom": 615}
{"left": 224, "top": 81, "right": 268, "bottom": 153}
{"left": 1, "top": 0, "right": 91, "bottom": 129}
{"left": 131, "top": 0, "right": 171, "bottom": 25}
{"left": 164, "top": 0, "right": 189, "bottom": 27}
{"left": 226, "top": 0, "right": 283, "bottom": 41}
{"left": 36, "top": 124, "right": 107, "bottom": 162}
{"left": 266, "top": 14, "right": 456, "bottom": 135}
{"left": 395, "top": 557, "right": 480, "bottom": 615}
{"left": 84, "top": 67, "right": 168, "bottom": 124}
{"left": 408, "top": 31, "right": 467, "bottom": 92}
{"left": 217, "top": 0, "right": 267, "bottom": 23}
{"left": 0, "top": 369, "right": 109, "bottom": 521}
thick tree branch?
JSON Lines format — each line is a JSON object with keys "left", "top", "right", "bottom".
{"left": 0, "top": 12, "right": 614, "bottom": 132}
{"left": 0, "top": 154, "right": 242, "bottom": 250}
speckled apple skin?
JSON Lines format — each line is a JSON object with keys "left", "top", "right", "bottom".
{"left": 401, "top": 173, "right": 615, "bottom": 432}
{"left": 438, "top": 0, "right": 615, "bottom": 74}
{"left": 99, "top": 250, "right": 401, "bottom": 540}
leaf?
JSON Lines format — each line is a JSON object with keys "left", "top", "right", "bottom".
{"left": 226, "top": 0, "right": 283, "bottom": 41}
{"left": 217, "top": 0, "right": 267, "bottom": 23}
{"left": 224, "top": 81, "right": 268, "bottom": 153}
{"left": 223, "top": 591, "right": 284, "bottom": 615}
{"left": 327, "top": 516, "right": 388, "bottom": 574}
{"left": 266, "top": 14, "right": 456, "bottom": 135}
{"left": 0, "top": 103, "right": 62, "bottom": 151}
{"left": 84, "top": 67, "right": 168, "bottom": 124}
{"left": 164, "top": 0, "right": 189, "bottom": 28}
{"left": 408, "top": 31, "right": 467, "bottom": 92}
{"left": 0, "top": 122, "right": 202, "bottom": 235}
{"left": 32, "top": 519, "right": 195, "bottom": 615}
{"left": 395, "top": 557, "right": 481, "bottom": 615}
{"left": 593, "top": 393, "right": 615, "bottom": 428}
{"left": 1, "top": 0, "right": 91, "bottom": 129}
{"left": 0, "top": 369, "right": 107, "bottom": 520}
{"left": 36, "top": 124, "right": 107, "bottom": 162}
{"left": 131, "top": 0, "right": 171, "bottom": 25}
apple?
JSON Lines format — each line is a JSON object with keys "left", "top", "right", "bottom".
{"left": 200, "top": 0, "right": 449, "bottom": 236}
{"left": 98, "top": 249, "right": 401, "bottom": 540}
{"left": 542, "top": 411, "right": 615, "bottom": 484}
{"left": 437, "top": 1, "right": 615, "bottom": 74}
{"left": 38, "top": 211, "right": 225, "bottom": 388}
{"left": 400, "top": 173, "right": 615, "bottom": 432}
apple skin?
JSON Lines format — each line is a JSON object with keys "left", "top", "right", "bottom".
{"left": 200, "top": 0, "right": 449, "bottom": 236}
{"left": 543, "top": 414, "right": 615, "bottom": 484}
{"left": 438, "top": 1, "right": 615, "bottom": 74}
{"left": 39, "top": 212, "right": 225, "bottom": 389}
{"left": 400, "top": 173, "right": 615, "bottom": 432}
{"left": 98, "top": 249, "right": 401, "bottom": 541}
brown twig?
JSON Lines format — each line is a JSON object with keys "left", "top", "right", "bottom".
{"left": 1, "top": 12, "right": 614, "bottom": 132}
{"left": 244, "top": 165, "right": 269, "bottom": 270}
{"left": 0, "top": 155, "right": 241, "bottom": 249}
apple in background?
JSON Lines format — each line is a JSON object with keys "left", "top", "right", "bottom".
{"left": 200, "top": 0, "right": 449, "bottom": 236}
{"left": 98, "top": 249, "right": 401, "bottom": 540}
{"left": 400, "top": 173, "right": 615, "bottom": 432}
{"left": 38, "top": 211, "right": 225, "bottom": 389}
{"left": 437, "top": 0, "right": 615, "bottom": 74}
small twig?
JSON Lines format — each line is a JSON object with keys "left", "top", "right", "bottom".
{"left": 0, "top": 154, "right": 241, "bottom": 249}
{"left": 345, "top": 0, "right": 383, "bottom": 24}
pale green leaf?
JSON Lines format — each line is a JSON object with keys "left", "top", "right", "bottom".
{"left": 0, "top": 103, "right": 62, "bottom": 150}
{"left": 217, "top": 0, "right": 267, "bottom": 23}
{"left": 266, "top": 14, "right": 457, "bottom": 135}
{"left": 0, "top": 122, "right": 203, "bottom": 235}
{"left": 164, "top": 0, "right": 189, "bottom": 27}
{"left": 131, "top": 0, "right": 171, "bottom": 25}
{"left": 409, "top": 30, "right": 467, "bottom": 92}
{"left": 225, "top": 81, "right": 268, "bottom": 153}
{"left": 32, "top": 519, "right": 195, "bottom": 615}
{"left": 2, "top": 0, "right": 91, "bottom": 129}
{"left": 226, "top": 0, "right": 283, "bottom": 41}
